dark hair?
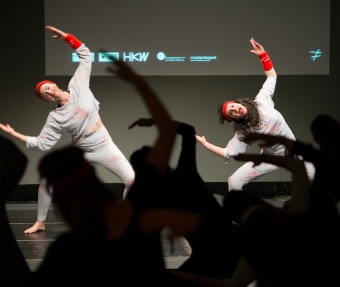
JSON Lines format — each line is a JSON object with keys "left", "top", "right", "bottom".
{"left": 217, "top": 98, "right": 261, "bottom": 136}
{"left": 38, "top": 146, "right": 116, "bottom": 246}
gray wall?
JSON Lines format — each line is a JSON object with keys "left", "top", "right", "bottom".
{"left": 1, "top": 0, "right": 339, "bottom": 185}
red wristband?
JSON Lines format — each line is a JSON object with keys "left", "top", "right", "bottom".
{"left": 63, "top": 34, "right": 82, "bottom": 50}
{"left": 222, "top": 100, "right": 235, "bottom": 122}
{"left": 258, "top": 51, "right": 273, "bottom": 71}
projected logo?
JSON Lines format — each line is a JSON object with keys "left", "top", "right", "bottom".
{"left": 157, "top": 52, "right": 185, "bottom": 62}
{"left": 123, "top": 52, "right": 149, "bottom": 62}
{"left": 309, "top": 49, "right": 322, "bottom": 61}
{"left": 190, "top": 55, "right": 217, "bottom": 62}
{"left": 98, "top": 52, "right": 119, "bottom": 62}
{"left": 72, "top": 53, "right": 95, "bottom": 62}
{"left": 157, "top": 52, "right": 166, "bottom": 60}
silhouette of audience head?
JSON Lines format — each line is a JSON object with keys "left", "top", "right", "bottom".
{"left": 130, "top": 145, "right": 151, "bottom": 173}
{"left": 223, "top": 190, "right": 265, "bottom": 224}
{"left": 38, "top": 146, "right": 116, "bottom": 245}
{"left": 130, "top": 145, "right": 173, "bottom": 177}
{"left": 311, "top": 115, "right": 340, "bottom": 149}
{"left": 240, "top": 204, "right": 300, "bottom": 285}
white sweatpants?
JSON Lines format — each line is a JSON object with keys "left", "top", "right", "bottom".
{"left": 37, "top": 125, "right": 134, "bottom": 221}
{"left": 228, "top": 159, "right": 315, "bottom": 191}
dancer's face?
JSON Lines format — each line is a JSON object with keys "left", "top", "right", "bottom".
{"left": 39, "top": 82, "right": 61, "bottom": 101}
{"left": 226, "top": 102, "right": 248, "bottom": 119}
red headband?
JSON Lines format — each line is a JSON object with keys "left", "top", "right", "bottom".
{"left": 222, "top": 101, "right": 235, "bottom": 122}
{"left": 35, "top": 80, "right": 55, "bottom": 101}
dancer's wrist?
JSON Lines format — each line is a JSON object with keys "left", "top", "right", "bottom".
{"left": 258, "top": 51, "right": 273, "bottom": 71}
{"left": 63, "top": 34, "right": 82, "bottom": 50}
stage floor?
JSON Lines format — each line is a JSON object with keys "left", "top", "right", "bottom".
{"left": 5, "top": 194, "right": 301, "bottom": 287}
{"left": 6, "top": 205, "right": 195, "bottom": 272}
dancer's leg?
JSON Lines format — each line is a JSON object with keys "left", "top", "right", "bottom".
{"left": 0, "top": 136, "right": 31, "bottom": 285}
{"left": 228, "top": 161, "right": 282, "bottom": 191}
{"left": 303, "top": 161, "right": 315, "bottom": 181}
{"left": 24, "top": 183, "right": 49, "bottom": 234}
{"left": 84, "top": 138, "right": 135, "bottom": 199}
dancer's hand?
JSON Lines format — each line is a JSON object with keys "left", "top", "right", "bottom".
{"left": 104, "top": 52, "right": 145, "bottom": 87}
{"left": 0, "top": 123, "right": 14, "bottom": 135}
{"left": 46, "top": 26, "right": 67, "bottom": 39}
{"left": 195, "top": 135, "right": 207, "bottom": 145}
{"left": 250, "top": 38, "right": 265, "bottom": 55}
{"left": 128, "top": 118, "right": 155, "bottom": 129}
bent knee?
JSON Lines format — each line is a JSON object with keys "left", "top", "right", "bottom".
{"left": 124, "top": 178, "right": 135, "bottom": 188}
{"left": 228, "top": 175, "right": 243, "bottom": 191}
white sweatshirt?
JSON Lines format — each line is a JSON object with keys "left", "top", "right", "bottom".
{"left": 26, "top": 44, "right": 100, "bottom": 151}
{"left": 224, "top": 77, "right": 295, "bottom": 163}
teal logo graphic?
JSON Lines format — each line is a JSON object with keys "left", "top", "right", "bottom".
{"left": 157, "top": 52, "right": 166, "bottom": 60}
{"left": 72, "top": 52, "right": 95, "bottom": 62}
{"left": 98, "top": 52, "right": 119, "bottom": 62}
{"left": 190, "top": 55, "right": 217, "bottom": 62}
{"left": 309, "top": 49, "right": 321, "bottom": 61}
{"left": 123, "top": 52, "right": 149, "bottom": 62}
{"left": 156, "top": 52, "right": 185, "bottom": 62}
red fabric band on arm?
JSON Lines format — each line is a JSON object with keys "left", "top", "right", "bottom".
{"left": 258, "top": 51, "right": 273, "bottom": 71}
{"left": 63, "top": 34, "right": 83, "bottom": 50}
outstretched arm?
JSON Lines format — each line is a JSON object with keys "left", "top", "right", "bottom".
{"left": 1, "top": 115, "right": 63, "bottom": 151}
{"left": 46, "top": 26, "right": 91, "bottom": 88}
{"left": 196, "top": 133, "right": 251, "bottom": 163}
{"left": 195, "top": 135, "right": 224, "bottom": 157}
{"left": 234, "top": 153, "right": 310, "bottom": 214}
{"left": 0, "top": 123, "right": 27, "bottom": 144}
{"left": 241, "top": 133, "right": 294, "bottom": 150}
{"left": 106, "top": 58, "right": 178, "bottom": 177}
{"left": 250, "top": 38, "right": 277, "bottom": 79}
{"left": 243, "top": 133, "right": 325, "bottom": 170}
{"left": 128, "top": 118, "right": 155, "bottom": 129}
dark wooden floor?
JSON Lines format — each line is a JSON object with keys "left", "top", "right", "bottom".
{"left": 7, "top": 195, "right": 313, "bottom": 287}
{"left": 7, "top": 191, "right": 340, "bottom": 287}
{"left": 6, "top": 201, "right": 200, "bottom": 272}
{"left": 6, "top": 194, "right": 295, "bottom": 271}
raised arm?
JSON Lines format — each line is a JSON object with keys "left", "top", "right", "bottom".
{"left": 241, "top": 133, "right": 294, "bottom": 150}
{"left": 130, "top": 119, "right": 200, "bottom": 172}
{"left": 46, "top": 26, "right": 81, "bottom": 49}
{"left": 234, "top": 153, "right": 310, "bottom": 214}
{"left": 250, "top": 38, "right": 277, "bottom": 79}
{"left": 106, "top": 58, "right": 178, "bottom": 177}
{"left": 46, "top": 26, "right": 91, "bottom": 87}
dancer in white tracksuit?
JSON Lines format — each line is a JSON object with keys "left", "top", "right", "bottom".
{"left": 196, "top": 38, "right": 315, "bottom": 191}
{"left": 0, "top": 26, "right": 135, "bottom": 233}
